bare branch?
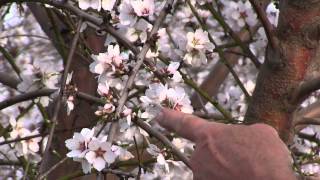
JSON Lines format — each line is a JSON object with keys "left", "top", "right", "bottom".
{"left": 248, "top": 0, "right": 278, "bottom": 50}
{"left": 298, "top": 132, "right": 320, "bottom": 145}
{"left": 39, "top": 18, "right": 83, "bottom": 174}
{"left": 0, "top": 160, "right": 22, "bottom": 166}
{"left": 291, "top": 77, "right": 320, "bottom": 104}
{"left": 0, "top": 72, "right": 20, "bottom": 89}
{"left": 295, "top": 117, "right": 320, "bottom": 126}
{"left": 102, "top": 169, "right": 135, "bottom": 178}
{"left": 0, "top": 89, "right": 55, "bottom": 110}
{"left": 0, "top": 126, "right": 86, "bottom": 146}
{"left": 39, "top": 157, "right": 68, "bottom": 180}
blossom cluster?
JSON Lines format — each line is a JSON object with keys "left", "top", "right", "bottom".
{"left": 140, "top": 83, "right": 193, "bottom": 119}
{"left": 65, "top": 128, "right": 133, "bottom": 172}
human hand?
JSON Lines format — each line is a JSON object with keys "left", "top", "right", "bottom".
{"left": 155, "top": 108, "right": 297, "bottom": 180}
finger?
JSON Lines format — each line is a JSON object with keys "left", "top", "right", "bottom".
{"left": 155, "top": 108, "right": 207, "bottom": 141}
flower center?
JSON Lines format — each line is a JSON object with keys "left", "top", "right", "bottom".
{"left": 79, "top": 142, "right": 86, "bottom": 152}
{"left": 191, "top": 38, "right": 200, "bottom": 46}
{"left": 240, "top": 11, "right": 247, "bottom": 18}
{"left": 141, "top": 8, "right": 150, "bottom": 16}
{"left": 95, "top": 148, "right": 106, "bottom": 157}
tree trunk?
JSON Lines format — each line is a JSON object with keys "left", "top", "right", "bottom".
{"left": 245, "top": 0, "right": 320, "bottom": 142}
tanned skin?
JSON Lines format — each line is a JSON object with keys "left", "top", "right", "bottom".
{"left": 155, "top": 108, "right": 297, "bottom": 180}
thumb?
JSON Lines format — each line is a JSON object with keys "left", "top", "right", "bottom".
{"left": 155, "top": 108, "right": 207, "bottom": 142}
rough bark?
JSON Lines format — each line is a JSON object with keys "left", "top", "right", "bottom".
{"left": 245, "top": 0, "right": 320, "bottom": 142}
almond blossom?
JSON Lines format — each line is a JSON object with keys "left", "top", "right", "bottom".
{"left": 147, "top": 144, "right": 169, "bottom": 172}
{"left": 90, "top": 44, "right": 126, "bottom": 76}
{"left": 221, "top": 1, "right": 257, "bottom": 32}
{"left": 131, "top": 0, "right": 155, "bottom": 17}
{"left": 97, "top": 81, "right": 110, "bottom": 96}
{"left": 186, "top": 29, "right": 213, "bottom": 51}
{"left": 78, "top": 0, "right": 101, "bottom": 11}
{"left": 119, "top": 0, "right": 137, "bottom": 26}
{"left": 65, "top": 128, "right": 95, "bottom": 158}
{"left": 165, "top": 62, "right": 182, "bottom": 83}
{"left": 140, "top": 83, "right": 193, "bottom": 119}
{"left": 184, "top": 29, "right": 214, "bottom": 66}
{"left": 17, "top": 63, "right": 59, "bottom": 92}
{"left": 102, "top": 0, "right": 116, "bottom": 11}
{"left": 95, "top": 103, "right": 116, "bottom": 117}
{"left": 125, "top": 19, "right": 152, "bottom": 43}
{"left": 9, "top": 118, "right": 41, "bottom": 156}
{"left": 85, "top": 138, "right": 116, "bottom": 171}
{"left": 19, "top": 130, "right": 41, "bottom": 156}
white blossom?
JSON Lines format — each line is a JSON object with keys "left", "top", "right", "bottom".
{"left": 140, "top": 83, "right": 193, "bottom": 119}
{"left": 85, "top": 139, "right": 116, "bottom": 171}
{"left": 78, "top": 0, "right": 101, "bottom": 11}
{"left": 65, "top": 128, "right": 95, "bottom": 158}
{"left": 119, "top": 0, "right": 137, "bottom": 26}
{"left": 183, "top": 29, "right": 214, "bottom": 66}
{"left": 102, "top": 0, "right": 116, "bottom": 11}
{"left": 131, "top": 0, "right": 155, "bottom": 17}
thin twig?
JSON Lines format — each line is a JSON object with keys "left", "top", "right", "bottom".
{"left": 204, "top": 3, "right": 260, "bottom": 68}
{"left": 291, "top": 77, "right": 320, "bottom": 104}
{"left": 38, "top": 157, "right": 68, "bottom": 180}
{"left": 0, "top": 89, "right": 55, "bottom": 110}
{"left": 294, "top": 117, "right": 320, "bottom": 126}
{"left": 0, "top": 160, "right": 22, "bottom": 166}
{"left": 0, "top": 126, "right": 86, "bottom": 146}
{"left": 187, "top": 0, "right": 251, "bottom": 100}
{"left": 107, "top": 0, "right": 174, "bottom": 142}
{"left": 134, "top": 119, "right": 191, "bottom": 168}
{"left": 248, "top": 0, "right": 277, "bottom": 49}
{"left": 102, "top": 169, "right": 135, "bottom": 178}
{"left": 0, "top": 72, "right": 20, "bottom": 89}
{"left": 0, "top": 34, "right": 50, "bottom": 40}
{"left": 39, "top": 18, "right": 83, "bottom": 174}
{"left": 298, "top": 132, "right": 320, "bottom": 145}
{"left": 0, "top": 45, "right": 21, "bottom": 77}
{"left": 133, "top": 136, "right": 142, "bottom": 180}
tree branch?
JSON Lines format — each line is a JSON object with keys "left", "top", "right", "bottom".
{"left": 0, "top": 72, "right": 21, "bottom": 89}
{"left": 291, "top": 77, "right": 320, "bottom": 104}
{"left": 248, "top": 0, "right": 278, "bottom": 50}
{"left": 204, "top": 3, "right": 261, "bottom": 68}
{"left": 39, "top": 18, "right": 83, "bottom": 174}
{"left": 294, "top": 117, "right": 320, "bottom": 126}
{"left": 39, "top": 157, "right": 68, "bottom": 180}
{"left": 0, "top": 89, "right": 55, "bottom": 110}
